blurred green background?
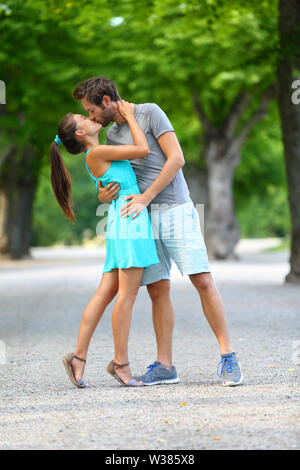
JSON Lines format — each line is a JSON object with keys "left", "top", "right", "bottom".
{"left": 0, "top": 0, "right": 290, "bottom": 251}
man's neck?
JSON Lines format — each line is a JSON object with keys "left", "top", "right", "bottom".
{"left": 115, "top": 115, "right": 126, "bottom": 126}
{"left": 114, "top": 109, "right": 126, "bottom": 127}
{"left": 113, "top": 101, "right": 135, "bottom": 126}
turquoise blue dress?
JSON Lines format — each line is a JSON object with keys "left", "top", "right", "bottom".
{"left": 85, "top": 149, "right": 160, "bottom": 273}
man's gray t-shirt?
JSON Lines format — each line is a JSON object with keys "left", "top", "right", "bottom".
{"left": 106, "top": 103, "right": 192, "bottom": 207}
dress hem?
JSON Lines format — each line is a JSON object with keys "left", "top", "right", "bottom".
{"left": 103, "top": 260, "right": 160, "bottom": 273}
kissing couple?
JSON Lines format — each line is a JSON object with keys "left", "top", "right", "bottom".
{"left": 50, "top": 76, "right": 243, "bottom": 388}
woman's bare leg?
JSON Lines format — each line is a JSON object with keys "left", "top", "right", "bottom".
{"left": 71, "top": 269, "right": 119, "bottom": 381}
{"left": 111, "top": 267, "right": 144, "bottom": 384}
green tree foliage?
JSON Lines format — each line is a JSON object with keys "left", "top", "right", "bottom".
{"left": 235, "top": 103, "right": 290, "bottom": 238}
{"left": 0, "top": 0, "right": 289, "bottom": 249}
{"left": 0, "top": 0, "right": 90, "bottom": 157}
{"left": 0, "top": 0, "right": 106, "bottom": 254}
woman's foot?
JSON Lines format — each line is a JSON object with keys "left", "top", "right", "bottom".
{"left": 71, "top": 356, "right": 86, "bottom": 382}
{"left": 114, "top": 363, "right": 137, "bottom": 385}
{"left": 62, "top": 353, "right": 87, "bottom": 388}
{"left": 107, "top": 360, "right": 143, "bottom": 386}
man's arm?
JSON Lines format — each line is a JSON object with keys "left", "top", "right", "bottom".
{"left": 97, "top": 180, "right": 120, "bottom": 202}
{"left": 120, "top": 131, "right": 185, "bottom": 218}
{"left": 143, "top": 131, "right": 185, "bottom": 202}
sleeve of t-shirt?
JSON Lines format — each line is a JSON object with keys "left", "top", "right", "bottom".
{"left": 149, "top": 103, "right": 174, "bottom": 140}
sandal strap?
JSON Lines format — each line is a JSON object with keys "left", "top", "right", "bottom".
{"left": 114, "top": 362, "right": 129, "bottom": 369}
{"left": 73, "top": 355, "right": 86, "bottom": 363}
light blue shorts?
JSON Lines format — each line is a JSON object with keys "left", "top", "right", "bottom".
{"left": 140, "top": 201, "right": 211, "bottom": 287}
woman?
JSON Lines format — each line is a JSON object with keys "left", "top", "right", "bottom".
{"left": 50, "top": 101, "right": 159, "bottom": 387}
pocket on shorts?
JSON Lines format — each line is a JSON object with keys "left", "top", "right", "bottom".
{"left": 181, "top": 203, "right": 197, "bottom": 237}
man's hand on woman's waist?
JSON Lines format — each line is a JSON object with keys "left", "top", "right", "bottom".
{"left": 119, "top": 192, "right": 152, "bottom": 220}
{"left": 97, "top": 181, "right": 120, "bottom": 203}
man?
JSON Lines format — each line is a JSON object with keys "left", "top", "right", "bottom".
{"left": 73, "top": 76, "right": 243, "bottom": 387}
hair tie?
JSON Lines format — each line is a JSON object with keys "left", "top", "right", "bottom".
{"left": 54, "top": 134, "right": 63, "bottom": 146}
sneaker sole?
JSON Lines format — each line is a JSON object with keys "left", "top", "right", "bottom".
{"left": 142, "top": 377, "right": 181, "bottom": 386}
{"left": 222, "top": 372, "right": 244, "bottom": 387}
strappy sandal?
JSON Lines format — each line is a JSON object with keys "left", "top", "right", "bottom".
{"left": 62, "top": 353, "right": 87, "bottom": 388}
{"left": 107, "top": 360, "right": 143, "bottom": 387}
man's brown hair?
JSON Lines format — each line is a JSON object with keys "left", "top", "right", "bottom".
{"left": 73, "top": 76, "right": 121, "bottom": 108}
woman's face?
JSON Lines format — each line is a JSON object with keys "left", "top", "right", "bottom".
{"left": 74, "top": 114, "right": 102, "bottom": 137}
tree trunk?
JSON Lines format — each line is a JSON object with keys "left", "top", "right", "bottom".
{"left": 277, "top": 0, "right": 300, "bottom": 284}
{"left": 205, "top": 151, "right": 240, "bottom": 260}
{"left": 0, "top": 146, "right": 38, "bottom": 259}
{"left": 191, "top": 85, "right": 275, "bottom": 259}
{"left": 183, "top": 161, "right": 208, "bottom": 207}
{"left": 0, "top": 182, "right": 36, "bottom": 259}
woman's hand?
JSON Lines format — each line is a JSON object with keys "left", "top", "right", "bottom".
{"left": 117, "top": 100, "right": 135, "bottom": 120}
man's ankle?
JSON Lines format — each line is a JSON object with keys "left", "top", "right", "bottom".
{"left": 158, "top": 359, "right": 172, "bottom": 370}
{"left": 220, "top": 349, "right": 234, "bottom": 356}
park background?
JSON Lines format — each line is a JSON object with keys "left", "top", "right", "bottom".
{"left": 0, "top": 0, "right": 300, "bottom": 451}
{"left": 0, "top": 0, "right": 299, "bottom": 283}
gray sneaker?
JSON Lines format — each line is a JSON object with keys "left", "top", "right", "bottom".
{"left": 217, "top": 352, "right": 244, "bottom": 386}
{"left": 134, "top": 361, "right": 180, "bottom": 386}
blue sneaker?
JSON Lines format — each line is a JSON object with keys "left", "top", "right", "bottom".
{"left": 134, "top": 361, "right": 180, "bottom": 386}
{"left": 217, "top": 352, "right": 244, "bottom": 387}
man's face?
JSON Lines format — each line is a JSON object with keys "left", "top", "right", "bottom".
{"left": 81, "top": 96, "right": 115, "bottom": 127}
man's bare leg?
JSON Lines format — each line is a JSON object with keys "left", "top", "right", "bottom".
{"left": 146, "top": 279, "right": 174, "bottom": 370}
{"left": 189, "top": 272, "right": 244, "bottom": 386}
{"left": 189, "top": 272, "right": 233, "bottom": 354}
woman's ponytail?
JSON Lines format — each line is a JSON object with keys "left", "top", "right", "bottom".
{"left": 50, "top": 113, "right": 84, "bottom": 223}
{"left": 50, "top": 141, "right": 74, "bottom": 223}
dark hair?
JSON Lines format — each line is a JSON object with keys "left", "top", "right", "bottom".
{"left": 50, "top": 113, "right": 84, "bottom": 223}
{"left": 73, "top": 76, "right": 121, "bottom": 107}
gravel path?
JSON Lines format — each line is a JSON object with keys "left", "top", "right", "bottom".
{"left": 0, "top": 245, "right": 299, "bottom": 450}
